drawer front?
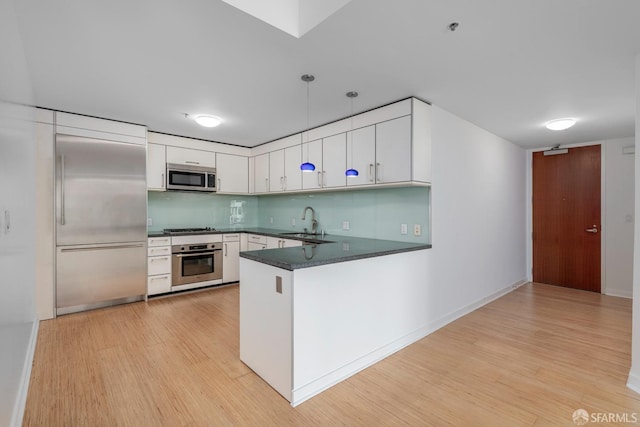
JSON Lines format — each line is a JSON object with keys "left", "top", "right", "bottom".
{"left": 148, "top": 236, "right": 171, "bottom": 247}
{"left": 148, "top": 255, "right": 171, "bottom": 275}
{"left": 247, "top": 234, "right": 267, "bottom": 244}
{"left": 148, "top": 246, "right": 171, "bottom": 257}
{"left": 147, "top": 274, "right": 172, "bottom": 295}
{"left": 223, "top": 233, "right": 240, "bottom": 242}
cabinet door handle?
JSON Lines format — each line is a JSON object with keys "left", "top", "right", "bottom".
{"left": 317, "top": 171, "right": 322, "bottom": 187}
{"left": 185, "top": 161, "right": 200, "bottom": 165}
{"left": 323, "top": 171, "right": 327, "bottom": 187}
{"left": 218, "top": 178, "right": 221, "bottom": 191}
{"left": 376, "top": 163, "right": 381, "bottom": 182}
{"left": 225, "top": 243, "right": 228, "bottom": 256}
{"left": 280, "top": 176, "right": 284, "bottom": 190}
{"left": 150, "top": 257, "right": 170, "bottom": 262}
{"left": 60, "top": 155, "right": 66, "bottom": 225}
{"left": 265, "top": 178, "right": 269, "bottom": 190}
{"left": 284, "top": 176, "right": 287, "bottom": 190}
{"left": 369, "top": 164, "right": 374, "bottom": 182}
{"left": 161, "top": 173, "right": 165, "bottom": 188}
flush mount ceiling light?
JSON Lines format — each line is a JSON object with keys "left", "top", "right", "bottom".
{"left": 194, "top": 114, "right": 222, "bottom": 128}
{"left": 545, "top": 118, "right": 576, "bottom": 131}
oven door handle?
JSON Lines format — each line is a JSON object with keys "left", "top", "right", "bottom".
{"left": 174, "top": 250, "right": 220, "bottom": 258}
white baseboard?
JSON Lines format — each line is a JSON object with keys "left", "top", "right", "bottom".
{"left": 604, "top": 288, "right": 633, "bottom": 299}
{"left": 10, "top": 320, "right": 39, "bottom": 427}
{"left": 426, "top": 279, "right": 528, "bottom": 333}
{"left": 627, "top": 370, "right": 640, "bottom": 394}
{"left": 290, "top": 279, "right": 527, "bottom": 407}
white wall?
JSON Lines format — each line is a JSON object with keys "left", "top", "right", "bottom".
{"left": 0, "top": 0, "right": 38, "bottom": 425}
{"left": 629, "top": 54, "right": 640, "bottom": 393}
{"left": 427, "top": 106, "right": 527, "bottom": 323}
{"left": 604, "top": 137, "right": 635, "bottom": 298}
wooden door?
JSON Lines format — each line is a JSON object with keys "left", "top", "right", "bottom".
{"left": 532, "top": 145, "right": 601, "bottom": 292}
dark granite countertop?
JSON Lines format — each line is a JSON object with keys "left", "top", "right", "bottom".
{"left": 148, "top": 227, "right": 431, "bottom": 270}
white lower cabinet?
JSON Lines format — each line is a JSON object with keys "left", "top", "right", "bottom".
{"left": 223, "top": 234, "right": 240, "bottom": 283}
{"left": 267, "top": 237, "right": 303, "bottom": 248}
{"left": 246, "top": 234, "right": 268, "bottom": 250}
{"left": 147, "top": 237, "right": 172, "bottom": 295}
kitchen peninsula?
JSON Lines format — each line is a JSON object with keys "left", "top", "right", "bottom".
{"left": 238, "top": 232, "right": 431, "bottom": 406}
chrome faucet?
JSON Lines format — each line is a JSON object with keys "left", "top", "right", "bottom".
{"left": 301, "top": 206, "right": 318, "bottom": 235}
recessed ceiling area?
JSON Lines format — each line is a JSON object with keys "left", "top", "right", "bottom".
{"left": 221, "top": 0, "right": 352, "bottom": 38}
{"left": 11, "top": 0, "right": 640, "bottom": 149}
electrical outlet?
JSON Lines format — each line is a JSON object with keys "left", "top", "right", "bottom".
{"left": 413, "top": 224, "right": 421, "bottom": 237}
{"left": 270, "top": 217, "right": 274, "bottom": 224}
{"left": 147, "top": 218, "right": 153, "bottom": 227}
{"left": 342, "top": 221, "right": 350, "bottom": 230}
{"left": 401, "top": 224, "right": 408, "bottom": 235}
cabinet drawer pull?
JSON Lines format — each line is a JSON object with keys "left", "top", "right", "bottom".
{"left": 185, "top": 161, "right": 200, "bottom": 165}
{"left": 150, "top": 257, "right": 169, "bottom": 262}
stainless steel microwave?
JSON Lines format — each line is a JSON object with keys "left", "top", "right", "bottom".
{"left": 166, "top": 163, "right": 217, "bottom": 192}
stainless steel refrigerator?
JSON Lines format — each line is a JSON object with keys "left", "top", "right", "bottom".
{"left": 55, "top": 134, "right": 147, "bottom": 315}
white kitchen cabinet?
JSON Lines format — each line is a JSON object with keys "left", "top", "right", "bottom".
{"left": 301, "top": 139, "right": 323, "bottom": 190}
{"left": 269, "top": 149, "right": 285, "bottom": 192}
{"left": 166, "top": 146, "right": 216, "bottom": 168}
{"left": 283, "top": 145, "right": 302, "bottom": 191}
{"left": 223, "top": 234, "right": 240, "bottom": 283}
{"left": 269, "top": 145, "right": 302, "bottom": 192}
{"left": 321, "top": 133, "right": 346, "bottom": 188}
{"left": 246, "top": 234, "right": 267, "bottom": 250}
{"left": 254, "top": 153, "right": 270, "bottom": 193}
{"left": 375, "top": 115, "right": 412, "bottom": 183}
{"left": 147, "top": 237, "right": 172, "bottom": 296}
{"left": 147, "top": 143, "right": 166, "bottom": 191}
{"left": 346, "top": 125, "right": 376, "bottom": 186}
{"left": 217, "top": 153, "right": 248, "bottom": 194}
{"left": 267, "top": 237, "right": 303, "bottom": 248}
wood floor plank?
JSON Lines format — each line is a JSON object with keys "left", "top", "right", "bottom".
{"left": 23, "top": 283, "right": 640, "bottom": 426}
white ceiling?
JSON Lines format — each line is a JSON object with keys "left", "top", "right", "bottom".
{"left": 13, "top": 0, "right": 640, "bottom": 148}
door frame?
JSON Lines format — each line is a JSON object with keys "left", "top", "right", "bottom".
{"left": 526, "top": 141, "right": 607, "bottom": 294}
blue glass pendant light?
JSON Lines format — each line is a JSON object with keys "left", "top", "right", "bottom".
{"left": 300, "top": 74, "right": 316, "bottom": 173}
{"left": 345, "top": 91, "right": 359, "bottom": 177}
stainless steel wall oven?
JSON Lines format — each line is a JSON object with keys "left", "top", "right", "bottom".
{"left": 172, "top": 242, "right": 223, "bottom": 286}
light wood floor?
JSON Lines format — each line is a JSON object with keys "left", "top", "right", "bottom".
{"left": 23, "top": 283, "right": 640, "bottom": 426}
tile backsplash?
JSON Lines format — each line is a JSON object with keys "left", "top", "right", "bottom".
{"left": 148, "top": 187, "right": 430, "bottom": 243}
{"left": 147, "top": 191, "right": 258, "bottom": 232}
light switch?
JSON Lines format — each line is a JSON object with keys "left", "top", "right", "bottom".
{"left": 401, "top": 224, "right": 408, "bottom": 235}
{"left": 342, "top": 221, "right": 350, "bottom": 230}
{"left": 147, "top": 218, "right": 153, "bottom": 226}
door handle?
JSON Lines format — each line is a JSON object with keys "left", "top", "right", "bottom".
{"left": 585, "top": 225, "right": 598, "bottom": 233}
{"left": 60, "top": 155, "right": 66, "bottom": 225}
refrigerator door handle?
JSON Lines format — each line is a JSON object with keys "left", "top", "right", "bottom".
{"left": 60, "top": 243, "right": 145, "bottom": 253}
{"left": 60, "top": 155, "right": 65, "bottom": 225}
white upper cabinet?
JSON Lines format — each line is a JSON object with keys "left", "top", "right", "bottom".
{"left": 166, "top": 146, "right": 216, "bottom": 168}
{"left": 147, "top": 143, "right": 166, "bottom": 191}
{"left": 375, "top": 115, "right": 412, "bottom": 183}
{"left": 254, "top": 153, "right": 270, "bottom": 193}
{"left": 346, "top": 125, "right": 375, "bottom": 186}
{"left": 321, "top": 133, "right": 346, "bottom": 188}
{"left": 269, "top": 149, "right": 285, "bottom": 192}
{"left": 283, "top": 145, "right": 302, "bottom": 191}
{"left": 55, "top": 112, "right": 146, "bottom": 145}
{"left": 301, "top": 139, "right": 323, "bottom": 190}
{"left": 217, "top": 153, "right": 248, "bottom": 194}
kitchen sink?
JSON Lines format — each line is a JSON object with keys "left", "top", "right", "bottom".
{"left": 279, "top": 232, "right": 327, "bottom": 240}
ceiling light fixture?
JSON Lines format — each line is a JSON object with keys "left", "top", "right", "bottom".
{"left": 194, "top": 114, "right": 222, "bottom": 128}
{"left": 345, "top": 91, "right": 359, "bottom": 177}
{"left": 545, "top": 118, "right": 576, "bottom": 131}
{"left": 300, "top": 74, "right": 316, "bottom": 173}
